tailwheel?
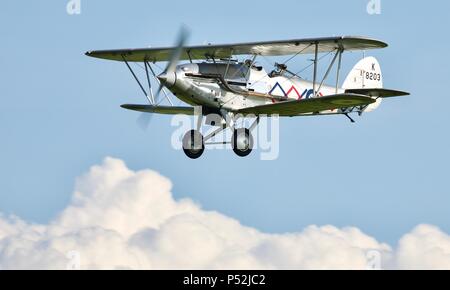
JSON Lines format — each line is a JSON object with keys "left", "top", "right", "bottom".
{"left": 182, "top": 130, "right": 205, "bottom": 159}
{"left": 232, "top": 128, "right": 253, "bottom": 157}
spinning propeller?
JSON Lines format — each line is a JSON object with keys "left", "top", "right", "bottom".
{"left": 155, "top": 26, "right": 189, "bottom": 103}
{"left": 138, "top": 26, "right": 190, "bottom": 131}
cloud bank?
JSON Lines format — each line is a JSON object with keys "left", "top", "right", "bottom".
{"left": 0, "top": 157, "right": 449, "bottom": 269}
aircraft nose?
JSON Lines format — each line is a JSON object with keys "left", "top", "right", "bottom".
{"left": 157, "top": 72, "right": 176, "bottom": 88}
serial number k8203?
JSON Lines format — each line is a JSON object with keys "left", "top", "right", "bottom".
{"left": 227, "top": 275, "right": 266, "bottom": 286}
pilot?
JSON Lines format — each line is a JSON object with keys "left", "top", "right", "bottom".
{"left": 269, "top": 63, "right": 287, "bottom": 78}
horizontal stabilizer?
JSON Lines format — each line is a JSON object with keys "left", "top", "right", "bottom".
{"left": 236, "top": 94, "right": 375, "bottom": 116}
{"left": 121, "top": 104, "right": 195, "bottom": 115}
{"left": 345, "top": 88, "right": 410, "bottom": 98}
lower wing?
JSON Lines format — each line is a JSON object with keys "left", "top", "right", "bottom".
{"left": 236, "top": 94, "right": 376, "bottom": 116}
{"left": 120, "top": 104, "right": 195, "bottom": 115}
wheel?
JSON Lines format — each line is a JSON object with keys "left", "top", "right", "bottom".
{"left": 182, "top": 130, "right": 205, "bottom": 159}
{"left": 231, "top": 128, "right": 253, "bottom": 157}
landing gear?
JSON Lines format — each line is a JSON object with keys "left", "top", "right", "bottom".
{"left": 231, "top": 128, "right": 253, "bottom": 157}
{"left": 181, "top": 112, "right": 259, "bottom": 159}
{"left": 182, "top": 130, "right": 204, "bottom": 159}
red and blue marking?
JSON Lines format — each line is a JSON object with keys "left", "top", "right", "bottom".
{"left": 269, "top": 82, "right": 323, "bottom": 103}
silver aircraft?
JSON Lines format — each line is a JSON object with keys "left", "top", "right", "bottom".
{"left": 86, "top": 30, "right": 409, "bottom": 159}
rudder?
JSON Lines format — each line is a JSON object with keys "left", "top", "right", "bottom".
{"left": 343, "top": 56, "right": 383, "bottom": 112}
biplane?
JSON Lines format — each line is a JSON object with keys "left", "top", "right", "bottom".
{"left": 86, "top": 30, "right": 409, "bottom": 159}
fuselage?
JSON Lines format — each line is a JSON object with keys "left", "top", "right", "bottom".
{"left": 161, "top": 62, "right": 344, "bottom": 115}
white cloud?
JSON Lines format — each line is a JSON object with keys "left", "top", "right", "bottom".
{"left": 395, "top": 225, "right": 450, "bottom": 269}
{"left": 0, "top": 157, "right": 449, "bottom": 269}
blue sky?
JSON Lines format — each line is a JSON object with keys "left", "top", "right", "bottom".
{"left": 0, "top": 0, "right": 449, "bottom": 246}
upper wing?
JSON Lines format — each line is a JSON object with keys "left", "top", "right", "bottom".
{"left": 345, "top": 88, "right": 410, "bottom": 98}
{"left": 121, "top": 104, "right": 195, "bottom": 115}
{"left": 236, "top": 94, "right": 376, "bottom": 116}
{"left": 86, "top": 36, "right": 387, "bottom": 62}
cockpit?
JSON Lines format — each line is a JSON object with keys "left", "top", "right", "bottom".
{"left": 268, "top": 63, "right": 288, "bottom": 78}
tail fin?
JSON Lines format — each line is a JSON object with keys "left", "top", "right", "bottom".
{"left": 343, "top": 56, "right": 383, "bottom": 89}
{"left": 343, "top": 56, "right": 383, "bottom": 112}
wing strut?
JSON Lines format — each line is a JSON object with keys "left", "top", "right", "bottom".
{"left": 317, "top": 48, "right": 340, "bottom": 94}
{"left": 312, "top": 42, "right": 318, "bottom": 97}
{"left": 122, "top": 55, "right": 152, "bottom": 105}
{"left": 312, "top": 46, "right": 344, "bottom": 97}
{"left": 145, "top": 61, "right": 174, "bottom": 106}
{"left": 121, "top": 54, "right": 174, "bottom": 106}
{"left": 144, "top": 61, "right": 156, "bottom": 104}
{"left": 335, "top": 48, "right": 343, "bottom": 94}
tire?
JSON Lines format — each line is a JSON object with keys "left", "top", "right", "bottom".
{"left": 231, "top": 128, "right": 253, "bottom": 157}
{"left": 182, "top": 130, "right": 205, "bottom": 159}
